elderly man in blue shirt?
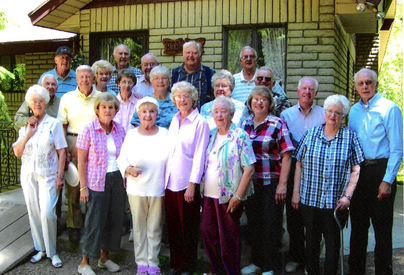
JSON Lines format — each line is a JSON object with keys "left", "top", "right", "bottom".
{"left": 348, "top": 68, "right": 403, "bottom": 275}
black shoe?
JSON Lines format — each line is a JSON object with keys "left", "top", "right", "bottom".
{"left": 57, "top": 222, "right": 66, "bottom": 237}
{"left": 68, "top": 228, "right": 81, "bottom": 243}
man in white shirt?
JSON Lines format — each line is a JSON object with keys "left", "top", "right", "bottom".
{"left": 132, "top": 53, "right": 159, "bottom": 98}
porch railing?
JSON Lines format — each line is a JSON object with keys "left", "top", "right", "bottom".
{"left": 0, "top": 121, "right": 20, "bottom": 191}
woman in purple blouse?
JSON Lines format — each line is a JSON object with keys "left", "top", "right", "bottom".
{"left": 165, "top": 81, "right": 210, "bottom": 275}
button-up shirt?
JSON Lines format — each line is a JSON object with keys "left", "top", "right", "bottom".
{"left": 14, "top": 96, "right": 61, "bottom": 131}
{"left": 202, "top": 124, "right": 256, "bottom": 204}
{"left": 76, "top": 119, "right": 126, "bottom": 192}
{"left": 38, "top": 68, "right": 77, "bottom": 98}
{"left": 165, "top": 108, "right": 210, "bottom": 191}
{"left": 231, "top": 70, "right": 257, "bottom": 104}
{"left": 171, "top": 63, "right": 216, "bottom": 110}
{"left": 107, "top": 65, "right": 143, "bottom": 95}
{"left": 294, "top": 125, "right": 364, "bottom": 209}
{"left": 132, "top": 75, "right": 154, "bottom": 97}
{"left": 243, "top": 114, "right": 295, "bottom": 185}
{"left": 114, "top": 93, "right": 138, "bottom": 132}
{"left": 57, "top": 87, "right": 100, "bottom": 134}
{"left": 349, "top": 92, "right": 403, "bottom": 184}
{"left": 200, "top": 98, "right": 248, "bottom": 130}
{"left": 14, "top": 114, "right": 67, "bottom": 177}
{"left": 280, "top": 103, "right": 325, "bottom": 147}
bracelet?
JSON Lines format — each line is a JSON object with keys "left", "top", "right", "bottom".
{"left": 57, "top": 176, "right": 64, "bottom": 180}
{"left": 234, "top": 194, "right": 242, "bottom": 201}
{"left": 80, "top": 187, "right": 88, "bottom": 192}
{"left": 343, "top": 194, "right": 351, "bottom": 200}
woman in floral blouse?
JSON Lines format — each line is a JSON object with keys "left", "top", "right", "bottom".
{"left": 201, "top": 96, "right": 256, "bottom": 275}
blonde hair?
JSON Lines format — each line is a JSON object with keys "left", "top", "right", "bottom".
{"left": 94, "top": 93, "right": 120, "bottom": 115}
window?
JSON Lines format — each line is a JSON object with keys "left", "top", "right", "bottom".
{"left": 224, "top": 26, "right": 286, "bottom": 84}
{"left": 90, "top": 31, "right": 148, "bottom": 69}
{"left": 0, "top": 54, "right": 26, "bottom": 92}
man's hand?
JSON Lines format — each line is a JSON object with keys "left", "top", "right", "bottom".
{"left": 378, "top": 181, "right": 391, "bottom": 201}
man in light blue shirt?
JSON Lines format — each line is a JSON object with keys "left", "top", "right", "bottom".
{"left": 37, "top": 46, "right": 77, "bottom": 98}
{"left": 280, "top": 77, "right": 325, "bottom": 273}
{"left": 132, "top": 53, "right": 159, "bottom": 97}
{"left": 348, "top": 68, "right": 403, "bottom": 275}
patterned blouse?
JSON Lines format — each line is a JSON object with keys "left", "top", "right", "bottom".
{"left": 202, "top": 124, "right": 256, "bottom": 204}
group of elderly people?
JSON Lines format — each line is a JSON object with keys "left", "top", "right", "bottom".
{"left": 13, "top": 41, "right": 401, "bottom": 275}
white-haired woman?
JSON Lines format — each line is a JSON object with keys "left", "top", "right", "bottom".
{"left": 13, "top": 85, "right": 66, "bottom": 268}
{"left": 131, "top": 65, "right": 178, "bottom": 130}
{"left": 92, "top": 60, "right": 115, "bottom": 94}
{"left": 76, "top": 93, "right": 126, "bottom": 275}
{"left": 165, "top": 81, "right": 210, "bottom": 275}
{"left": 200, "top": 69, "right": 248, "bottom": 129}
{"left": 118, "top": 97, "right": 169, "bottom": 275}
{"left": 201, "top": 97, "right": 256, "bottom": 275}
{"left": 292, "top": 94, "right": 364, "bottom": 275}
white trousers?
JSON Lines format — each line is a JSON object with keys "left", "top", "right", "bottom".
{"left": 21, "top": 172, "right": 59, "bottom": 257}
{"left": 128, "top": 195, "right": 164, "bottom": 267}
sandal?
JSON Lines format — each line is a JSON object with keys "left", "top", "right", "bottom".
{"left": 30, "top": 251, "right": 46, "bottom": 263}
{"left": 51, "top": 254, "right": 63, "bottom": 268}
{"left": 148, "top": 266, "right": 161, "bottom": 275}
{"left": 136, "top": 264, "right": 148, "bottom": 275}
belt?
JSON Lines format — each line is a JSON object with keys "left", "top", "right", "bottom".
{"left": 363, "top": 158, "right": 388, "bottom": 166}
{"left": 67, "top": 133, "right": 78, "bottom": 137}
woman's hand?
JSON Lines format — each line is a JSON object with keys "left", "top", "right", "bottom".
{"left": 126, "top": 166, "right": 142, "bottom": 177}
{"left": 56, "top": 177, "right": 64, "bottom": 190}
{"left": 275, "top": 183, "right": 287, "bottom": 204}
{"left": 184, "top": 183, "right": 195, "bottom": 203}
{"left": 26, "top": 122, "right": 37, "bottom": 138}
{"left": 80, "top": 188, "right": 89, "bottom": 203}
{"left": 335, "top": 197, "right": 350, "bottom": 211}
{"left": 227, "top": 197, "right": 241, "bottom": 213}
{"left": 291, "top": 193, "right": 300, "bottom": 210}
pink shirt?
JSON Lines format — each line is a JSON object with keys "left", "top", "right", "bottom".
{"left": 76, "top": 118, "right": 126, "bottom": 192}
{"left": 165, "top": 108, "right": 210, "bottom": 191}
{"left": 114, "top": 93, "right": 138, "bottom": 133}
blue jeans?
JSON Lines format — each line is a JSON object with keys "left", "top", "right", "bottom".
{"left": 82, "top": 171, "right": 125, "bottom": 259}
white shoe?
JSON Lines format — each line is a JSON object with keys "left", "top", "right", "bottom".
{"left": 128, "top": 229, "right": 133, "bottom": 242}
{"left": 78, "top": 265, "right": 96, "bottom": 275}
{"left": 262, "top": 271, "right": 274, "bottom": 275}
{"left": 285, "top": 261, "right": 299, "bottom": 273}
{"left": 241, "top": 263, "right": 261, "bottom": 275}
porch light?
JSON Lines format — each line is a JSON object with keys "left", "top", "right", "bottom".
{"left": 356, "top": 2, "right": 367, "bottom": 12}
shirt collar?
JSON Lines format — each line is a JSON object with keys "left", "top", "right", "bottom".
{"left": 297, "top": 102, "right": 315, "bottom": 114}
{"left": 359, "top": 92, "right": 380, "bottom": 107}
{"left": 117, "top": 93, "right": 137, "bottom": 104}
{"left": 179, "top": 63, "right": 204, "bottom": 75}
{"left": 240, "top": 69, "right": 257, "bottom": 82}
{"left": 75, "top": 86, "right": 98, "bottom": 98}
{"left": 176, "top": 107, "right": 199, "bottom": 122}
{"left": 93, "top": 118, "right": 119, "bottom": 133}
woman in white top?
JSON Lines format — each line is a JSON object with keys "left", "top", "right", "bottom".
{"left": 117, "top": 97, "right": 169, "bottom": 275}
{"left": 13, "top": 85, "right": 67, "bottom": 268}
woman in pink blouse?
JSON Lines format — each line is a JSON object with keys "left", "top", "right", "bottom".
{"left": 76, "top": 93, "right": 126, "bottom": 275}
{"left": 165, "top": 81, "right": 210, "bottom": 275}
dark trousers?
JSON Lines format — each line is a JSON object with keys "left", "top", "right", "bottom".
{"left": 82, "top": 171, "right": 125, "bottom": 259}
{"left": 165, "top": 187, "right": 201, "bottom": 273}
{"left": 245, "top": 182, "right": 284, "bottom": 272}
{"left": 349, "top": 160, "right": 396, "bottom": 275}
{"left": 201, "top": 196, "right": 243, "bottom": 275}
{"left": 286, "top": 158, "right": 305, "bottom": 265}
{"left": 301, "top": 204, "right": 348, "bottom": 275}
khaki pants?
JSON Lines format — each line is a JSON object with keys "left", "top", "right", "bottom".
{"left": 66, "top": 135, "right": 82, "bottom": 229}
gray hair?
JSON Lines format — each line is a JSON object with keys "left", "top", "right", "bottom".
{"left": 171, "top": 81, "right": 199, "bottom": 108}
{"left": 211, "top": 96, "right": 235, "bottom": 115}
{"left": 92, "top": 60, "right": 113, "bottom": 75}
{"left": 323, "top": 94, "right": 350, "bottom": 116}
{"left": 354, "top": 68, "right": 378, "bottom": 84}
{"left": 141, "top": 53, "right": 159, "bottom": 64}
{"left": 257, "top": 66, "right": 277, "bottom": 81}
{"left": 150, "top": 65, "right": 171, "bottom": 84}
{"left": 183, "top": 41, "right": 202, "bottom": 57}
{"left": 113, "top": 44, "right": 131, "bottom": 56}
{"left": 246, "top": 86, "right": 275, "bottom": 114}
{"left": 211, "top": 69, "right": 235, "bottom": 91}
{"left": 25, "top": 85, "right": 50, "bottom": 105}
{"left": 76, "top": 65, "right": 95, "bottom": 77}
{"left": 298, "top": 77, "right": 319, "bottom": 92}
{"left": 40, "top": 74, "right": 57, "bottom": 86}
{"left": 239, "top": 46, "right": 258, "bottom": 59}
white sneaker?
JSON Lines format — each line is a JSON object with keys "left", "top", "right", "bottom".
{"left": 262, "top": 271, "right": 274, "bottom": 275}
{"left": 285, "top": 261, "right": 299, "bottom": 273}
{"left": 241, "top": 263, "right": 261, "bottom": 275}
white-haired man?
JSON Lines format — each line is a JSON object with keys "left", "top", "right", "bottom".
{"left": 132, "top": 53, "right": 159, "bottom": 97}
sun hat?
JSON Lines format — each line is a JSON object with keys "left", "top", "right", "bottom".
{"left": 135, "top": 97, "right": 159, "bottom": 112}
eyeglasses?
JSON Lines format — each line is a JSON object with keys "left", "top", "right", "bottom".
{"left": 174, "top": 94, "right": 191, "bottom": 101}
{"left": 31, "top": 100, "right": 45, "bottom": 105}
{"left": 252, "top": 98, "right": 268, "bottom": 103}
{"left": 214, "top": 84, "right": 229, "bottom": 89}
{"left": 256, "top": 76, "right": 272, "bottom": 82}
{"left": 356, "top": 80, "right": 374, "bottom": 86}
{"left": 120, "top": 80, "right": 135, "bottom": 86}
{"left": 153, "top": 77, "right": 168, "bottom": 81}
{"left": 241, "top": 55, "right": 257, "bottom": 60}
{"left": 142, "top": 62, "right": 156, "bottom": 68}
{"left": 325, "top": 110, "right": 343, "bottom": 117}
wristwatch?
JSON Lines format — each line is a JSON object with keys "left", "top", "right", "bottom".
{"left": 343, "top": 194, "right": 351, "bottom": 200}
